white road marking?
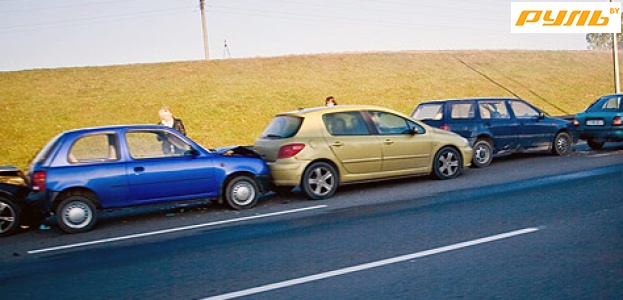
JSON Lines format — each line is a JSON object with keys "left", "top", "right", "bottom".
{"left": 202, "top": 227, "right": 540, "bottom": 300}
{"left": 27, "top": 205, "right": 327, "bottom": 255}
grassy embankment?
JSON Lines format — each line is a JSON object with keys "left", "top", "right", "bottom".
{"left": 0, "top": 50, "right": 619, "bottom": 169}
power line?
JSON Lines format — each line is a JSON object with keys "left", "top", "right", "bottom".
{"left": 0, "top": 7, "right": 196, "bottom": 31}
{"left": 207, "top": 5, "right": 508, "bottom": 34}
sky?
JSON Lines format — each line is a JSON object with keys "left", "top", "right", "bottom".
{"left": 0, "top": 0, "right": 608, "bottom": 72}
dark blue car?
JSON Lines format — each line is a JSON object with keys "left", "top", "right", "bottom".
{"left": 411, "top": 98, "right": 575, "bottom": 168}
{"left": 27, "top": 125, "right": 271, "bottom": 233}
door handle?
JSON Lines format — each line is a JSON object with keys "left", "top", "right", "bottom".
{"left": 383, "top": 139, "right": 394, "bottom": 145}
{"left": 331, "top": 142, "right": 344, "bottom": 147}
{"left": 134, "top": 166, "right": 145, "bottom": 173}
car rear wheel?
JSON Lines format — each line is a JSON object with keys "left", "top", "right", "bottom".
{"left": 432, "top": 147, "right": 462, "bottom": 180}
{"left": 471, "top": 139, "right": 493, "bottom": 168}
{"left": 225, "top": 176, "right": 259, "bottom": 210}
{"left": 301, "top": 162, "right": 338, "bottom": 200}
{"left": 0, "top": 196, "right": 21, "bottom": 237}
{"left": 56, "top": 194, "right": 98, "bottom": 234}
{"left": 587, "top": 139, "right": 604, "bottom": 150}
{"left": 552, "top": 132, "right": 572, "bottom": 155}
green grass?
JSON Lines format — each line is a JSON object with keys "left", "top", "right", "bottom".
{"left": 0, "top": 50, "right": 619, "bottom": 169}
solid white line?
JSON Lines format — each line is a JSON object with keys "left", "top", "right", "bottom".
{"left": 27, "top": 205, "right": 327, "bottom": 255}
{"left": 202, "top": 227, "right": 540, "bottom": 300}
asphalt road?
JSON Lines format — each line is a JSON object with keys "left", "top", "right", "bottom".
{"left": 1, "top": 143, "right": 622, "bottom": 299}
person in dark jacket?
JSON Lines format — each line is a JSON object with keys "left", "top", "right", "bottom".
{"left": 158, "top": 106, "right": 186, "bottom": 136}
{"left": 158, "top": 106, "right": 187, "bottom": 155}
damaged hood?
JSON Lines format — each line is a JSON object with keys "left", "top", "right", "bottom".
{"left": 210, "top": 146, "right": 262, "bottom": 159}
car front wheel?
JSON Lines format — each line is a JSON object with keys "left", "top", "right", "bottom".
{"left": 301, "top": 162, "right": 338, "bottom": 200}
{"left": 432, "top": 147, "right": 462, "bottom": 180}
{"left": 0, "top": 196, "right": 21, "bottom": 237}
{"left": 56, "top": 194, "right": 98, "bottom": 234}
{"left": 471, "top": 139, "right": 493, "bottom": 168}
{"left": 225, "top": 176, "right": 259, "bottom": 210}
{"left": 552, "top": 132, "right": 572, "bottom": 155}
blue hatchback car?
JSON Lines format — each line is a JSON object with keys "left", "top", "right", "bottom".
{"left": 411, "top": 98, "right": 575, "bottom": 168}
{"left": 26, "top": 125, "right": 271, "bottom": 233}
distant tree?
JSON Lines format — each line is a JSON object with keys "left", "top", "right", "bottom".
{"left": 586, "top": 22, "right": 623, "bottom": 49}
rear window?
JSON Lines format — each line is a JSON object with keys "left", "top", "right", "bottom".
{"left": 31, "top": 133, "right": 62, "bottom": 165}
{"left": 588, "top": 96, "right": 623, "bottom": 112}
{"left": 411, "top": 103, "right": 443, "bottom": 120}
{"left": 260, "top": 116, "right": 303, "bottom": 139}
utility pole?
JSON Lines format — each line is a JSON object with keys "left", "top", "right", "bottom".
{"left": 200, "top": 0, "right": 209, "bottom": 60}
{"left": 612, "top": 0, "right": 620, "bottom": 93}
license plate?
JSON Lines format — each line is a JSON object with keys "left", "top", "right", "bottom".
{"left": 586, "top": 119, "right": 604, "bottom": 126}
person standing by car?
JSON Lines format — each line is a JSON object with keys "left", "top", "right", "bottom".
{"left": 325, "top": 96, "right": 337, "bottom": 107}
{"left": 158, "top": 106, "right": 186, "bottom": 136}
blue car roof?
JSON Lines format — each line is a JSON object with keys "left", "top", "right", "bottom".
{"left": 418, "top": 97, "right": 522, "bottom": 104}
{"left": 61, "top": 124, "right": 170, "bottom": 135}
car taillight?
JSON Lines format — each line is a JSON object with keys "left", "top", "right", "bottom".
{"left": 573, "top": 119, "right": 580, "bottom": 126}
{"left": 32, "top": 171, "right": 46, "bottom": 192}
{"left": 613, "top": 116, "right": 622, "bottom": 126}
{"left": 440, "top": 124, "right": 450, "bottom": 131}
{"left": 277, "top": 143, "right": 305, "bottom": 159}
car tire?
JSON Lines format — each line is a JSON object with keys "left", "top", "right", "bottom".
{"left": 301, "top": 162, "right": 338, "bottom": 200}
{"left": 56, "top": 194, "right": 98, "bottom": 234}
{"left": 587, "top": 139, "right": 604, "bottom": 150}
{"left": 471, "top": 139, "right": 493, "bottom": 168}
{"left": 552, "top": 132, "right": 572, "bottom": 155}
{"left": 432, "top": 147, "right": 462, "bottom": 180}
{"left": 225, "top": 176, "right": 259, "bottom": 210}
{"left": 0, "top": 196, "right": 21, "bottom": 237}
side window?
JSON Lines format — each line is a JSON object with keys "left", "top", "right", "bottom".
{"left": 601, "top": 97, "right": 622, "bottom": 110}
{"left": 411, "top": 103, "right": 443, "bottom": 120}
{"left": 126, "top": 130, "right": 191, "bottom": 159}
{"left": 68, "top": 133, "right": 119, "bottom": 164}
{"left": 479, "top": 100, "right": 510, "bottom": 119}
{"left": 451, "top": 102, "right": 475, "bottom": 119}
{"left": 510, "top": 100, "right": 539, "bottom": 118}
{"left": 370, "top": 111, "right": 412, "bottom": 135}
{"left": 323, "top": 112, "right": 370, "bottom": 136}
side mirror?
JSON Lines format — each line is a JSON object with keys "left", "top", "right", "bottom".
{"left": 538, "top": 112, "right": 546, "bottom": 120}
{"left": 184, "top": 148, "right": 200, "bottom": 157}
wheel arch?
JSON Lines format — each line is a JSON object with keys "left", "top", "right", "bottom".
{"left": 219, "top": 171, "right": 257, "bottom": 204}
{"left": 301, "top": 158, "right": 340, "bottom": 185}
{"left": 436, "top": 144, "right": 464, "bottom": 165}
{"left": 52, "top": 187, "right": 100, "bottom": 212}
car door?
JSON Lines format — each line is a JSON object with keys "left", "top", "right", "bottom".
{"left": 477, "top": 99, "right": 521, "bottom": 152}
{"left": 322, "top": 111, "right": 382, "bottom": 174}
{"left": 367, "top": 111, "right": 433, "bottom": 172}
{"left": 124, "top": 129, "right": 219, "bottom": 203}
{"left": 509, "top": 99, "right": 555, "bottom": 150}
{"left": 447, "top": 100, "right": 477, "bottom": 139}
{"left": 61, "top": 132, "right": 129, "bottom": 208}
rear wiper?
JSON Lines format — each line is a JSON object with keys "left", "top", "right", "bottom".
{"left": 265, "top": 134, "right": 282, "bottom": 138}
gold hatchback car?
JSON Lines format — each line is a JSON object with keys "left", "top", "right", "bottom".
{"left": 254, "top": 105, "right": 473, "bottom": 200}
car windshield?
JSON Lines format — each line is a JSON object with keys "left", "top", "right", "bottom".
{"left": 587, "top": 96, "right": 623, "bottom": 112}
{"left": 412, "top": 103, "right": 443, "bottom": 120}
{"left": 260, "top": 116, "right": 303, "bottom": 139}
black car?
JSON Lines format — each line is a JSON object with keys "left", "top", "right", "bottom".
{"left": 411, "top": 98, "right": 576, "bottom": 168}
{"left": 0, "top": 166, "right": 42, "bottom": 237}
